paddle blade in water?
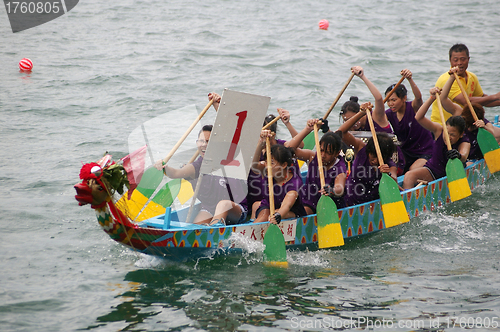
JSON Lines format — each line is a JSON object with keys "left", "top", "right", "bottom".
{"left": 263, "top": 224, "right": 288, "bottom": 268}
{"left": 477, "top": 128, "right": 500, "bottom": 174}
{"left": 446, "top": 159, "right": 471, "bottom": 202}
{"left": 379, "top": 173, "right": 409, "bottom": 228}
{"left": 316, "top": 195, "right": 344, "bottom": 248}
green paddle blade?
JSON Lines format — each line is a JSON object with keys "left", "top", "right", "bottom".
{"left": 446, "top": 158, "right": 471, "bottom": 202}
{"left": 303, "top": 131, "right": 316, "bottom": 150}
{"left": 316, "top": 195, "right": 344, "bottom": 248}
{"left": 379, "top": 173, "right": 409, "bottom": 228}
{"left": 478, "top": 128, "right": 500, "bottom": 173}
{"left": 263, "top": 224, "right": 288, "bottom": 268}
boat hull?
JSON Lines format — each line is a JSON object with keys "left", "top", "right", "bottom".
{"left": 95, "top": 159, "right": 492, "bottom": 261}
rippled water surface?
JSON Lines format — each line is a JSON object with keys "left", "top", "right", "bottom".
{"left": 2, "top": 0, "right": 500, "bottom": 331}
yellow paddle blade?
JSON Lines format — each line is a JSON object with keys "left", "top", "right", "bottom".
{"left": 263, "top": 261, "right": 289, "bottom": 268}
{"left": 177, "top": 179, "right": 194, "bottom": 205}
{"left": 484, "top": 149, "right": 500, "bottom": 174}
{"left": 448, "top": 177, "right": 471, "bottom": 202}
{"left": 446, "top": 159, "right": 471, "bottom": 202}
{"left": 382, "top": 200, "right": 409, "bottom": 228}
{"left": 379, "top": 173, "right": 409, "bottom": 228}
{"left": 317, "top": 195, "right": 344, "bottom": 248}
{"left": 318, "top": 222, "right": 344, "bottom": 248}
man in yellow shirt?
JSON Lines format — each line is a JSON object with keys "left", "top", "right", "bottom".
{"left": 430, "top": 44, "right": 500, "bottom": 124}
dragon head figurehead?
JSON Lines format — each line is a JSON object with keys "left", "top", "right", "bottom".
{"left": 74, "top": 155, "right": 129, "bottom": 209}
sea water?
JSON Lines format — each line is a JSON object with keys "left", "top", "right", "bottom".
{"left": 1, "top": 0, "right": 500, "bottom": 331}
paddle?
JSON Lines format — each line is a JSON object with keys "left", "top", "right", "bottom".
{"left": 303, "top": 72, "right": 356, "bottom": 149}
{"left": 160, "top": 99, "right": 214, "bottom": 171}
{"left": 435, "top": 95, "right": 471, "bottom": 201}
{"left": 262, "top": 115, "right": 281, "bottom": 130}
{"left": 452, "top": 72, "right": 500, "bottom": 173}
{"left": 365, "top": 108, "right": 409, "bottom": 228}
{"left": 263, "top": 136, "right": 288, "bottom": 268}
{"left": 383, "top": 76, "right": 405, "bottom": 104}
{"left": 314, "top": 123, "right": 344, "bottom": 248}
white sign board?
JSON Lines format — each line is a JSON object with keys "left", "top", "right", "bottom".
{"left": 200, "top": 89, "right": 270, "bottom": 179}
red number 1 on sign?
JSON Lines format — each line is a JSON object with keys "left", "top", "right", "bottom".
{"left": 221, "top": 111, "right": 247, "bottom": 166}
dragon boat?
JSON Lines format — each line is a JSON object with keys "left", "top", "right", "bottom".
{"left": 74, "top": 155, "right": 493, "bottom": 262}
{"left": 73, "top": 87, "right": 500, "bottom": 262}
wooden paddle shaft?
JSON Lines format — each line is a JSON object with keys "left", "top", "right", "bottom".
{"left": 266, "top": 137, "right": 275, "bottom": 216}
{"left": 162, "top": 99, "right": 214, "bottom": 164}
{"left": 452, "top": 72, "right": 479, "bottom": 122}
{"left": 262, "top": 115, "right": 280, "bottom": 130}
{"left": 436, "top": 95, "right": 453, "bottom": 151}
{"left": 323, "top": 72, "right": 356, "bottom": 120}
{"left": 188, "top": 150, "right": 199, "bottom": 163}
{"left": 383, "top": 76, "right": 406, "bottom": 104}
{"left": 365, "top": 109, "right": 385, "bottom": 165}
{"left": 313, "top": 123, "right": 326, "bottom": 188}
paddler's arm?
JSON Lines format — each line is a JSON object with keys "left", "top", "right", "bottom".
{"left": 286, "top": 119, "right": 319, "bottom": 162}
{"left": 278, "top": 108, "right": 304, "bottom": 148}
{"left": 440, "top": 67, "right": 465, "bottom": 116}
{"left": 286, "top": 118, "right": 316, "bottom": 149}
{"left": 162, "top": 163, "right": 195, "bottom": 179}
{"left": 352, "top": 66, "right": 389, "bottom": 127}
{"left": 456, "top": 141, "right": 470, "bottom": 164}
{"left": 379, "top": 164, "right": 398, "bottom": 183}
{"left": 337, "top": 105, "right": 368, "bottom": 154}
{"left": 415, "top": 88, "right": 442, "bottom": 139}
{"left": 401, "top": 69, "right": 423, "bottom": 111}
{"left": 251, "top": 130, "right": 270, "bottom": 174}
{"left": 270, "top": 190, "right": 299, "bottom": 224}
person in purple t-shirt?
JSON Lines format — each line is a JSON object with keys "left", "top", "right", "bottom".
{"left": 252, "top": 136, "right": 307, "bottom": 224}
{"left": 337, "top": 104, "right": 398, "bottom": 206}
{"left": 340, "top": 66, "right": 406, "bottom": 175}
{"left": 247, "top": 110, "right": 303, "bottom": 218}
{"left": 384, "top": 69, "right": 434, "bottom": 173}
{"left": 287, "top": 118, "right": 347, "bottom": 214}
{"left": 403, "top": 87, "right": 471, "bottom": 189}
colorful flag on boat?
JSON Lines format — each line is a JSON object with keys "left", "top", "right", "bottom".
{"left": 121, "top": 145, "right": 147, "bottom": 199}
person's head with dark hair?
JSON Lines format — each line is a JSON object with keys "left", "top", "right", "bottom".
{"left": 269, "top": 144, "right": 294, "bottom": 166}
{"left": 197, "top": 124, "right": 213, "bottom": 157}
{"left": 340, "top": 96, "right": 365, "bottom": 131}
{"left": 449, "top": 44, "right": 470, "bottom": 77}
{"left": 341, "top": 96, "right": 360, "bottom": 115}
{"left": 319, "top": 132, "right": 342, "bottom": 165}
{"left": 449, "top": 43, "right": 469, "bottom": 59}
{"left": 385, "top": 84, "right": 408, "bottom": 114}
{"left": 263, "top": 114, "right": 278, "bottom": 134}
{"left": 264, "top": 144, "right": 294, "bottom": 179}
{"left": 385, "top": 84, "right": 408, "bottom": 99}
{"left": 461, "top": 103, "right": 485, "bottom": 130}
{"left": 445, "top": 115, "right": 466, "bottom": 145}
{"left": 365, "top": 133, "right": 395, "bottom": 166}
{"left": 199, "top": 124, "right": 213, "bottom": 135}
